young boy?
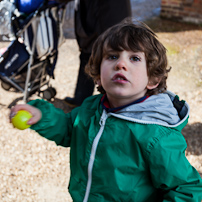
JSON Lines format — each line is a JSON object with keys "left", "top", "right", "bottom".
{"left": 10, "top": 20, "right": 202, "bottom": 201}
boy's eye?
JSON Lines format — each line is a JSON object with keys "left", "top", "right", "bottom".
{"left": 107, "top": 55, "right": 118, "bottom": 60}
{"left": 131, "top": 56, "right": 141, "bottom": 61}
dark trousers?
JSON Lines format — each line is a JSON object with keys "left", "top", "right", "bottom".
{"left": 74, "top": 51, "right": 95, "bottom": 105}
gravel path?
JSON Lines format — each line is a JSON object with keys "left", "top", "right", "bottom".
{"left": 0, "top": 16, "right": 202, "bottom": 201}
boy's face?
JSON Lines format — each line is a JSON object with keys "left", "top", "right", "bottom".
{"left": 98, "top": 49, "right": 158, "bottom": 108}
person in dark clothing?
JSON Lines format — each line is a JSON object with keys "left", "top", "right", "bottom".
{"left": 64, "top": 0, "right": 132, "bottom": 107}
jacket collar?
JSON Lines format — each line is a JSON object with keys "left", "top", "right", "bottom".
{"left": 101, "top": 94, "right": 149, "bottom": 113}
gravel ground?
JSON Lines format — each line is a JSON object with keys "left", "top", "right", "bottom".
{"left": 0, "top": 18, "right": 202, "bottom": 201}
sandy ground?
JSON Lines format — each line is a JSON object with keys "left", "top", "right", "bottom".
{"left": 0, "top": 17, "right": 202, "bottom": 201}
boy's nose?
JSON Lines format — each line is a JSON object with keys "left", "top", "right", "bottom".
{"left": 115, "top": 59, "right": 128, "bottom": 71}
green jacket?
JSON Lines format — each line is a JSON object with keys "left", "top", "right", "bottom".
{"left": 29, "top": 91, "right": 202, "bottom": 202}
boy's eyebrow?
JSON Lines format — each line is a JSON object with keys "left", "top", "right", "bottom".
{"left": 131, "top": 51, "right": 145, "bottom": 55}
{"left": 103, "top": 49, "right": 117, "bottom": 55}
{"left": 104, "top": 48, "right": 115, "bottom": 52}
{"left": 105, "top": 49, "right": 144, "bottom": 55}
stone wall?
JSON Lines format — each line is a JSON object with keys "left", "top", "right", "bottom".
{"left": 161, "top": 0, "right": 202, "bottom": 24}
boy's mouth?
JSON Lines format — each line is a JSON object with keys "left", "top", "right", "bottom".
{"left": 112, "top": 73, "right": 128, "bottom": 82}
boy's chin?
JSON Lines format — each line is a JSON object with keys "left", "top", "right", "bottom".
{"left": 107, "top": 93, "right": 133, "bottom": 103}
{"left": 106, "top": 91, "right": 127, "bottom": 98}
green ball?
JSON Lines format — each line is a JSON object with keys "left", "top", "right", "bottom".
{"left": 11, "top": 110, "right": 32, "bottom": 130}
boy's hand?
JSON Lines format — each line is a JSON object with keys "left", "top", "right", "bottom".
{"left": 10, "top": 104, "right": 42, "bottom": 125}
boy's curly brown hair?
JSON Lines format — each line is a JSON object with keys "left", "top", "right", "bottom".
{"left": 85, "top": 19, "right": 170, "bottom": 96}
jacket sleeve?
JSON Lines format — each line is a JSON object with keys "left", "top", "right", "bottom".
{"left": 147, "top": 127, "right": 202, "bottom": 201}
{"left": 28, "top": 99, "right": 74, "bottom": 147}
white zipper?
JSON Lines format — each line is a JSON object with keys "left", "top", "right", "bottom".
{"left": 83, "top": 110, "right": 108, "bottom": 202}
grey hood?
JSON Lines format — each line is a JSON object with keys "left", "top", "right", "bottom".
{"left": 109, "top": 91, "right": 189, "bottom": 128}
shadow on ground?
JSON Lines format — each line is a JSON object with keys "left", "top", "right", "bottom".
{"left": 6, "top": 95, "right": 73, "bottom": 114}
{"left": 182, "top": 123, "right": 202, "bottom": 156}
{"left": 146, "top": 17, "right": 202, "bottom": 32}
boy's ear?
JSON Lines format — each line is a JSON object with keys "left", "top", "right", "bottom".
{"left": 146, "top": 78, "right": 161, "bottom": 90}
{"left": 95, "top": 77, "right": 101, "bottom": 86}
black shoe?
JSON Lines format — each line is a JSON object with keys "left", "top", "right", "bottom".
{"left": 64, "top": 97, "right": 81, "bottom": 107}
